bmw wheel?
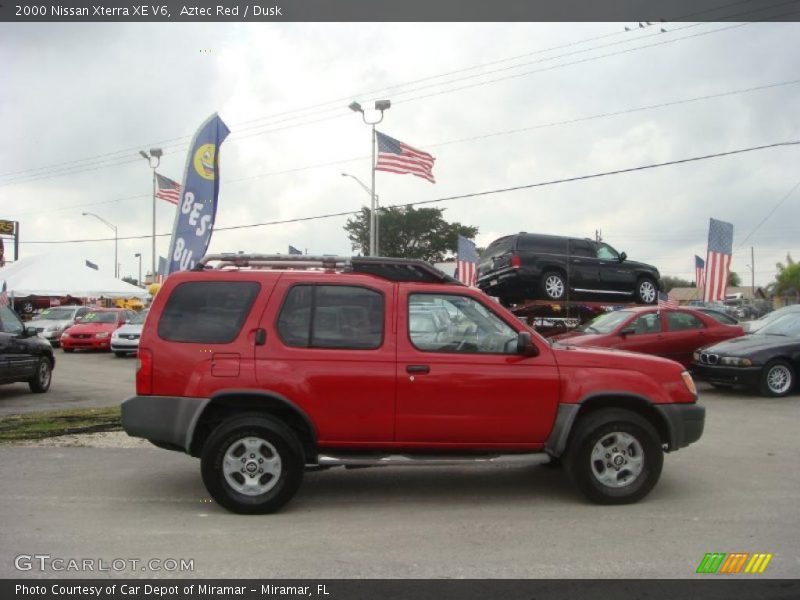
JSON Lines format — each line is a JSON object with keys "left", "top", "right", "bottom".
{"left": 759, "top": 360, "right": 795, "bottom": 397}
{"left": 201, "top": 414, "right": 305, "bottom": 514}
{"left": 566, "top": 408, "right": 663, "bottom": 504}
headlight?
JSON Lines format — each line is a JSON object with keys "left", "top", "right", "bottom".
{"left": 111, "top": 331, "right": 120, "bottom": 338}
{"left": 61, "top": 333, "right": 69, "bottom": 339}
{"left": 720, "top": 356, "right": 753, "bottom": 367}
{"left": 692, "top": 350, "right": 701, "bottom": 362}
{"left": 681, "top": 371, "right": 697, "bottom": 396}
{"left": 95, "top": 332, "right": 110, "bottom": 339}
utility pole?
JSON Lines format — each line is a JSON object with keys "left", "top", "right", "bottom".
{"left": 139, "top": 148, "right": 163, "bottom": 282}
{"left": 751, "top": 246, "right": 755, "bottom": 298}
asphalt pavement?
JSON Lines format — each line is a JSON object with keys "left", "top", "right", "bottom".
{"left": 0, "top": 357, "right": 798, "bottom": 578}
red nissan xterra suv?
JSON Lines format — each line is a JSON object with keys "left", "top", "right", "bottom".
{"left": 122, "top": 254, "right": 704, "bottom": 514}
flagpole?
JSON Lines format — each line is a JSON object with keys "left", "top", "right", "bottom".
{"left": 370, "top": 123, "right": 376, "bottom": 257}
{"left": 140, "top": 148, "right": 162, "bottom": 283}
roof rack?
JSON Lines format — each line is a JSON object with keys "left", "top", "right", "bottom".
{"left": 195, "top": 254, "right": 463, "bottom": 285}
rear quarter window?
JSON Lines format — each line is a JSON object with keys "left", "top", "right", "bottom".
{"left": 157, "top": 281, "right": 260, "bottom": 343}
{"left": 517, "top": 235, "right": 567, "bottom": 254}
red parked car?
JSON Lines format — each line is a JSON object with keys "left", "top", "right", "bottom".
{"left": 552, "top": 307, "right": 744, "bottom": 367}
{"left": 122, "top": 255, "right": 704, "bottom": 514}
{"left": 60, "top": 308, "right": 133, "bottom": 352}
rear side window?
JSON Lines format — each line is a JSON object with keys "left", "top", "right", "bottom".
{"left": 277, "top": 285, "right": 384, "bottom": 349}
{"left": 667, "top": 312, "right": 705, "bottom": 331}
{"left": 518, "top": 235, "right": 567, "bottom": 254}
{"left": 483, "top": 236, "right": 515, "bottom": 258}
{"left": 158, "top": 281, "right": 260, "bottom": 343}
{"left": 570, "top": 239, "right": 595, "bottom": 258}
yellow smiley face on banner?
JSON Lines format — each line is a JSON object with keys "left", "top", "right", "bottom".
{"left": 193, "top": 144, "right": 217, "bottom": 180}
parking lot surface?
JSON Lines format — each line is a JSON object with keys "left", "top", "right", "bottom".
{"left": 0, "top": 353, "right": 798, "bottom": 578}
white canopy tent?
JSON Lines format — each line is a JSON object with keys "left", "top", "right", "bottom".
{"left": 0, "top": 254, "right": 149, "bottom": 299}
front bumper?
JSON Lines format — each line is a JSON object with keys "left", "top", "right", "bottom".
{"left": 121, "top": 395, "right": 210, "bottom": 453}
{"left": 691, "top": 363, "right": 762, "bottom": 388}
{"left": 61, "top": 337, "right": 111, "bottom": 350}
{"left": 111, "top": 339, "right": 140, "bottom": 352}
{"left": 653, "top": 403, "right": 705, "bottom": 451}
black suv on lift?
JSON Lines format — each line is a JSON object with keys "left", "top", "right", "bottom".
{"left": 476, "top": 233, "right": 661, "bottom": 306}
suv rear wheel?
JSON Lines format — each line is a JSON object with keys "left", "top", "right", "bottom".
{"left": 28, "top": 358, "right": 52, "bottom": 393}
{"left": 201, "top": 414, "right": 305, "bottom": 514}
{"left": 541, "top": 271, "right": 567, "bottom": 301}
{"left": 566, "top": 408, "right": 663, "bottom": 504}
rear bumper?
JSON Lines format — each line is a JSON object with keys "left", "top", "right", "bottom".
{"left": 691, "top": 363, "right": 761, "bottom": 388}
{"left": 476, "top": 267, "right": 527, "bottom": 295}
{"left": 654, "top": 403, "right": 705, "bottom": 451}
{"left": 121, "top": 395, "right": 210, "bottom": 453}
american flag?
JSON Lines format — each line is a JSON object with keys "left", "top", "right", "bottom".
{"left": 0, "top": 281, "right": 8, "bottom": 309}
{"left": 657, "top": 291, "right": 679, "bottom": 308}
{"left": 703, "top": 218, "right": 734, "bottom": 302}
{"left": 695, "top": 255, "right": 705, "bottom": 289}
{"left": 375, "top": 131, "right": 436, "bottom": 183}
{"left": 155, "top": 173, "right": 182, "bottom": 205}
{"left": 456, "top": 235, "right": 479, "bottom": 286}
{"left": 154, "top": 255, "right": 168, "bottom": 284}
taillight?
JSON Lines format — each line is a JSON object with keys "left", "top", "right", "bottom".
{"left": 136, "top": 348, "right": 153, "bottom": 395}
{"left": 510, "top": 254, "right": 521, "bottom": 268}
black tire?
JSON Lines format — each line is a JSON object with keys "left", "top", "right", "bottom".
{"left": 201, "top": 414, "right": 305, "bottom": 514}
{"left": 635, "top": 277, "right": 658, "bottom": 304}
{"left": 759, "top": 359, "right": 795, "bottom": 397}
{"left": 21, "top": 301, "right": 35, "bottom": 314}
{"left": 28, "top": 358, "right": 53, "bottom": 393}
{"left": 63, "top": 348, "right": 74, "bottom": 353}
{"left": 710, "top": 382, "right": 734, "bottom": 390}
{"left": 565, "top": 408, "right": 663, "bottom": 505}
{"left": 541, "top": 271, "right": 567, "bottom": 301}
{"left": 114, "top": 351, "right": 126, "bottom": 358}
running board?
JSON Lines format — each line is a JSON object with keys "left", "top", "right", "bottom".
{"left": 312, "top": 452, "right": 550, "bottom": 468}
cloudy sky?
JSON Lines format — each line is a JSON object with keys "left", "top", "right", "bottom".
{"left": 1, "top": 20, "right": 799, "bottom": 287}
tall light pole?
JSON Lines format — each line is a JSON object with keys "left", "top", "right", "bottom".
{"left": 348, "top": 99, "right": 390, "bottom": 257}
{"left": 139, "top": 148, "right": 163, "bottom": 283}
{"left": 134, "top": 252, "right": 142, "bottom": 287}
{"left": 82, "top": 212, "right": 118, "bottom": 278}
{"left": 341, "top": 172, "right": 381, "bottom": 255}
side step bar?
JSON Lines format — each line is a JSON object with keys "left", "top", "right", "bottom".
{"left": 311, "top": 453, "right": 550, "bottom": 468}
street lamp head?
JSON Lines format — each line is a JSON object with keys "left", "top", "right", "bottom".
{"left": 81, "top": 212, "right": 89, "bottom": 216}
{"left": 150, "top": 148, "right": 163, "bottom": 158}
{"left": 139, "top": 150, "right": 149, "bottom": 160}
{"left": 348, "top": 101, "right": 363, "bottom": 113}
{"left": 374, "top": 99, "right": 391, "bottom": 111}
{"left": 135, "top": 253, "right": 141, "bottom": 258}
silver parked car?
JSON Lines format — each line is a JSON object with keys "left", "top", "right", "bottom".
{"left": 742, "top": 304, "right": 800, "bottom": 334}
{"left": 110, "top": 310, "right": 148, "bottom": 357}
{"left": 30, "top": 306, "right": 91, "bottom": 346}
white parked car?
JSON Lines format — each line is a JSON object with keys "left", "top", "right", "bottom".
{"left": 30, "top": 306, "right": 91, "bottom": 346}
{"left": 111, "top": 310, "right": 148, "bottom": 357}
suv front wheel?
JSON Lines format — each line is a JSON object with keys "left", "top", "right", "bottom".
{"left": 566, "top": 408, "right": 663, "bottom": 504}
{"left": 635, "top": 277, "right": 658, "bottom": 304}
{"left": 201, "top": 414, "right": 305, "bottom": 514}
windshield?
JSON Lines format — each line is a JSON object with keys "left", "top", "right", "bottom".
{"left": 576, "top": 311, "right": 633, "bottom": 334}
{"left": 33, "top": 307, "right": 76, "bottom": 320}
{"left": 128, "top": 312, "right": 147, "bottom": 325}
{"left": 79, "top": 312, "right": 119, "bottom": 324}
{"left": 757, "top": 314, "right": 800, "bottom": 337}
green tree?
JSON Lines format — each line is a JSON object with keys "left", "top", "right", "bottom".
{"left": 771, "top": 254, "right": 800, "bottom": 295}
{"left": 661, "top": 276, "right": 694, "bottom": 292}
{"left": 344, "top": 206, "right": 478, "bottom": 262}
{"left": 727, "top": 271, "right": 742, "bottom": 287}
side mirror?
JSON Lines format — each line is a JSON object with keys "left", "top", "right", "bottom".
{"left": 516, "top": 331, "right": 539, "bottom": 356}
{"left": 24, "top": 326, "right": 38, "bottom": 337}
{"left": 619, "top": 251, "right": 627, "bottom": 262}
{"left": 620, "top": 328, "right": 635, "bottom": 336}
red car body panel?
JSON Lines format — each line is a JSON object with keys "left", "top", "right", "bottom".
{"left": 138, "top": 271, "right": 699, "bottom": 451}
{"left": 61, "top": 309, "right": 127, "bottom": 350}
{"left": 552, "top": 307, "right": 743, "bottom": 367}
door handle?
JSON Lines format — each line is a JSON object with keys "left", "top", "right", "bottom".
{"left": 254, "top": 328, "right": 267, "bottom": 346}
{"left": 406, "top": 365, "right": 430, "bottom": 374}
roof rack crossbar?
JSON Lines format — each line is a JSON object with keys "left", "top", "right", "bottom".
{"left": 195, "top": 253, "right": 463, "bottom": 285}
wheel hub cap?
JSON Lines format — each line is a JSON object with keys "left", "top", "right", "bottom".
{"left": 590, "top": 432, "right": 644, "bottom": 488}
{"left": 222, "top": 436, "right": 281, "bottom": 496}
{"left": 767, "top": 366, "right": 791, "bottom": 394}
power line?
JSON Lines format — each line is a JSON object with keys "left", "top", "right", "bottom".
{"left": 20, "top": 138, "right": 800, "bottom": 245}
{"left": 11, "top": 75, "right": 800, "bottom": 219}
{"left": 3, "top": 1, "right": 790, "bottom": 186}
